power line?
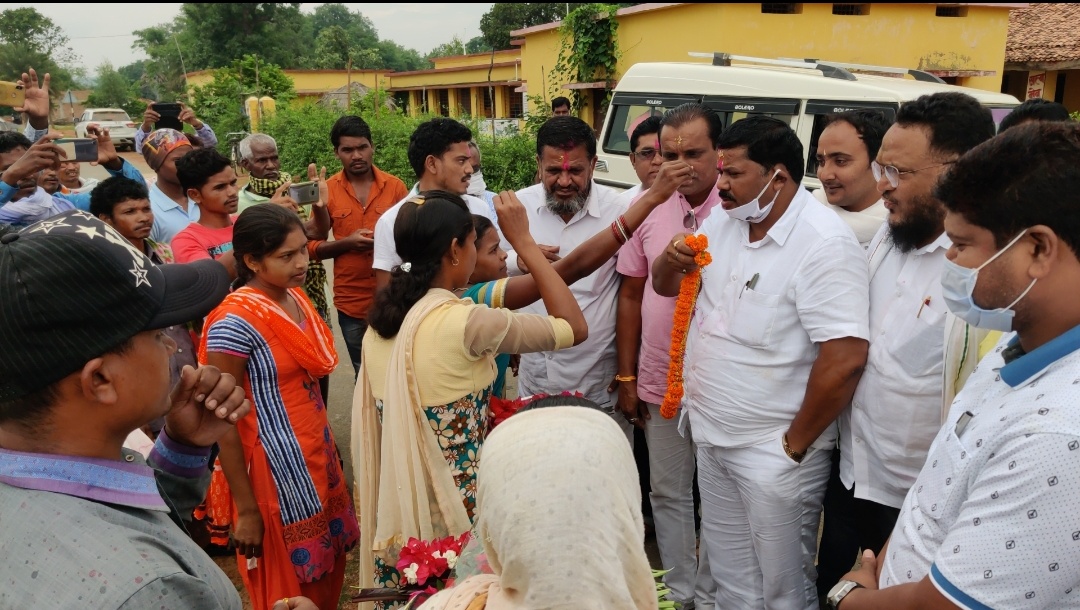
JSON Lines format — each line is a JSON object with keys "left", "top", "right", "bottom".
{"left": 68, "top": 33, "right": 137, "bottom": 40}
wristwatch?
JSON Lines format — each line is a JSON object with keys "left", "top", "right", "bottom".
{"left": 827, "top": 579, "right": 864, "bottom": 609}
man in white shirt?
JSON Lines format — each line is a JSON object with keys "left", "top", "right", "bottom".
{"left": 813, "top": 109, "right": 892, "bottom": 248}
{"left": 817, "top": 93, "right": 998, "bottom": 600}
{"left": 829, "top": 121, "right": 1080, "bottom": 610}
{"left": 512, "top": 116, "right": 631, "bottom": 439}
{"left": 372, "top": 118, "right": 499, "bottom": 289}
{"left": 654, "top": 116, "right": 870, "bottom": 610}
{"left": 615, "top": 115, "right": 664, "bottom": 208}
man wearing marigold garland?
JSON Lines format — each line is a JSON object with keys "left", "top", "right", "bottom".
{"left": 615, "top": 103, "right": 722, "bottom": 610}
{"left": 654, "top": 116, "right": 870, "bottom": 610}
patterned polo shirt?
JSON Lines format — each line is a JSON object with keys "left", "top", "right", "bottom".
{"left": 881, "top": 324, "right": 1080, "bottom": 609}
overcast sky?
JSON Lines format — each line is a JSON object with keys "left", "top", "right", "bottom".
{"left": 9, "top": 3, "right": 494, "bottom": 75}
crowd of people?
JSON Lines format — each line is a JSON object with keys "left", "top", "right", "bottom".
{"left": 1, "top": 63, "right": 1080, "bottom": 610}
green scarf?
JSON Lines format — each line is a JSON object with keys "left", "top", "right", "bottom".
{"left": 247, "top": 171, "right": 293, "bottom": 198}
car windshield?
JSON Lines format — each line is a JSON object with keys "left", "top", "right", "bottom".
{"left": 91, "top": 111, "right": 130, "bottom": 122}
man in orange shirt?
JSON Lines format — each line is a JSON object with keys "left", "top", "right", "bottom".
{"left": 310, "top": 115, "right": 408, "bottom": 375}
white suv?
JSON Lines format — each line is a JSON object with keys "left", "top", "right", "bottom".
{"left": 596, "top": 54, "right": 1020, "bottom": 192}
{"left": 75, "top": 108, "right": 137, "bottom": 151}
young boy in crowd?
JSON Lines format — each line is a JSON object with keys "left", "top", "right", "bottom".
{"left": 171, "top": 149, "right": 239, "bottom": 277}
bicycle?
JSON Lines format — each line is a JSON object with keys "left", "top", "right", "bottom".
{"left": 225, "top": 131, "right": 250, "bottom": 176}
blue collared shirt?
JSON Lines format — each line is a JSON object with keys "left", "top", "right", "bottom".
{"left": 149, "top": 181, "right": 200, "bottom": 244}
{"left": 0, "top": 431, "right": 241, "bottom": 608}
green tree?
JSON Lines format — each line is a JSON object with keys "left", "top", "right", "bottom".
{"left": 480, "top": 3, "right": 584, "bottom": 50}
{"left": 427, "top": 36, "right": 466, "bottom": 61}
{"left": 179, "top": 3, "right": 310, "bottom": 70}
{"left": 465, "top": 36, "right": 491, "bottom": 55}
{"left": 312, "top": 25, "right": 382, "bottom": 70}
{"left": 377, "top": 40, "right": 427, "bottom": 72}
{"left": 84, "top": 62, "right": 145, "bottom": 117}
{"left": 0, "top": 7, "right": 80, "bottom": 113}
{"left": 309, "top": 3, "right": 378, "bottom": 48}
{"left": 190, "top": 55, "right": 296, "bottom": 140}
{"left": 132, "top": 22, "right": 191, "bottom": 102}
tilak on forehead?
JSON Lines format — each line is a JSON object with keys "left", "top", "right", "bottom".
{"left": 559, "top": 141, "right": 575, "bottom": 171}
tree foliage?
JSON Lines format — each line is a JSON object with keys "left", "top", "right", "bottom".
{"left": 0, "top": 7, "right": 80, "bottom": 113}
{"left": 427, "top": 36, "right": 467, "bottom": 61}
{"left": 465, "top": 36, "right": 491, "bottom": 55}
{"left": 190, "top": 55, "right": 296, "bottom": 139}
{"left": 479, "top": 3, "right": 642, "bottom": 50}
{"left": 84, "top": 62, "right": 147, "bottom": 118}
{"left": 132, "top": 3, "right": 430, "bottom": 97}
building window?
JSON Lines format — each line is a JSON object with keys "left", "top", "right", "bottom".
{"left": 482, "top": 87, "right": 494, "bottom": 118}
{"left": 832, "top": 4, "right": 867, "bottom": 15}
{"left": 761, "top": 3, "right": 802, "bottom": 14}
{"left": 509, "top": 89, "right": 524, "bottom": 119}
{"left": 935, "top": 6, "right": 967, "bottom": 17}
{"left": 459, "top": 89, "right": 472, "bottom": 117}
{"left": 437, "top": 89, "right": 450, "bottom": 117}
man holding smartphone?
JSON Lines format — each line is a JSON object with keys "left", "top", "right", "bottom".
{"left": 136, "top": 102, "right": 218, "bottom": 154}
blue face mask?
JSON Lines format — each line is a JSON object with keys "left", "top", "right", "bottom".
{"left": 940, "top": 230, "right": 1036, "bottom": 332}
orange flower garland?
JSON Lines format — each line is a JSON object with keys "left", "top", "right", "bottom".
{"left": 660, "top": 234, "right": 712, "bottom": 419}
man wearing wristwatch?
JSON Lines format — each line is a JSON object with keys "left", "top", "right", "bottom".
{"left": 653, "top": 117, "right": 869, "bottom": 609}
{"left": 826, "top": 122, "right": 1080, "bottom": 610}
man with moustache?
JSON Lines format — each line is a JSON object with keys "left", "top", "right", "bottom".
{"left": 372, "top": 118, "right": 499, "bottom": 288}
{"left": 655, "top": 116, "right": 869, "bottom": 610}
{"left": 819, "top": 93, "right": 997, "bottom": 599}
{"left": 616, "top": 115, "right": 664, "bottom": 207}
{"left": 511, "top": 116, "right": 632, "bottom": 439}
{"left": 813, "top": 110, "right": 893, "bottom": 248}
{"left": 312, "top": 116, "right": 408, "bottom": 375}
{"left": 57, "top": 150, "right": 98, "bottom": 194}
{"left": 615, "top": 103, "right": 721, "bottom": 610}
{"left": 89, "top": 176, "right": 197, "bottom": 394}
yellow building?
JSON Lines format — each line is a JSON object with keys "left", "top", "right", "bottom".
{"left": 513, "top": 2, "right": 1021, "bottom": 128}
{"left": 185, "top": 68, "right": 393, "bottom": 102}
{"left": 1002, "top": 3, "right": 1080, "bottom": 111}
{"left": 385, "top": 49, "right": 524, "bottom": 127}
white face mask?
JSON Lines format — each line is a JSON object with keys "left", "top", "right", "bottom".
{"left": 724, "top": 169, "right": 781, "bottom": 223}
{"left": 940, "top": 229, "right": 1036, "bottom": 332}
{"left": 468, "top": 171, "right": 487, "bottom": 197}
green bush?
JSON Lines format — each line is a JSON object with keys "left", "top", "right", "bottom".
{"left": 261, "top": 92, "right": 539, "bottom": 193}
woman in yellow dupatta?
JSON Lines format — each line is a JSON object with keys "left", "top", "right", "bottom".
{"left": 352, "top": 190, "right": 588, "bottom": 603}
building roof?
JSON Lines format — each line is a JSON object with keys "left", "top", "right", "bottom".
{"left": 1006, "top": 3, "right": 1080, "bottom": 66}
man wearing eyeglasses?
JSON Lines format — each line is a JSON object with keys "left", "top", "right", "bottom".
{"left": 614, "top": 103, "right": 722, "bottom": 610}
{"left": 616, "top": 115, "right": 664, "bottom": 207}
{"left": 818, "top": 93, "right": 997, "bottom": 604}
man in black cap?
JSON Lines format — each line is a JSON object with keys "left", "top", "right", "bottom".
{"left": 0, "top": 210, "right": 248, "bottom": 609}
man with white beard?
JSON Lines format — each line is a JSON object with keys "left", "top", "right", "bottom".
{"left": 509, "top": 116, "right": 633, "bottom": 441}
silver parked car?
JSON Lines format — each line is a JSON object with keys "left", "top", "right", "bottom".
{"left": 75, "top": 108, "right": 137, "bottom": 151}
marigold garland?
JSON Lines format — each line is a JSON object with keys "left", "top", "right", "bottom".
{"left": 660, "top": 234, "right": 712, "bottom": 419}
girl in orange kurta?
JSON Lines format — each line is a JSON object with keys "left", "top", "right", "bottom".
{"left": 201, "top": 204, "right": 358, "bottom": 610}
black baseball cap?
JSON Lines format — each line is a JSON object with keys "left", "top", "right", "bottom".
{"left": 0, "top": 210, "right": 230, "bottom": 401}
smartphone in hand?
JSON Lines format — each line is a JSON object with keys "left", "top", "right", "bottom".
{"left": 55, "top": 138, "right": 99, "bottom": 162}
{"left": 153, "top": 102, "right": 184, "bottom": 131}
{"left": 0, "top": 81, "right": 25, "bottom": 108}
{"left": 288, "top": 181, "right": 320, "bottom": 205}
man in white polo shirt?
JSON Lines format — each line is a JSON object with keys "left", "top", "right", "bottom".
{"left": 372, "top": 118, "right": 499, "bottom": 289}
{"left": 828, "top": 121, "right": 1080, "bottom": 610}
{"left": 812, "top": 109, "right": 892, "bottom": 248}
{"left": 817, "top": 93, "right": 998, "bottom": 598}
{"left": 512, "top": 116, "right": 630, "bottom": 438}
{"left": 654, "top": 116, "right": 870, "bottom": 610}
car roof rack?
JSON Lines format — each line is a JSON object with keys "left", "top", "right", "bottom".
{"left": 688, "top": 52, "right": 946, "bottom": 84}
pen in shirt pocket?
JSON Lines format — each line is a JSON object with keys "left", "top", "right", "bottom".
{"left": 954, "top": 411, "right": 973, "bottom": 438}
{"left": 740, "top": 273, "right": 760, "bottom": 298}
{"left": 917, "top": 296, "right": 931, "bottom": 318}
